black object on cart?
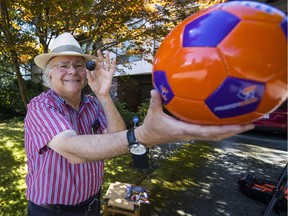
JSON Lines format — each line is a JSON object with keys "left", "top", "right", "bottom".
{"left": 130, "top": 116, "right": 149, "bottom": 170}
{"left": 238, "top": 164, "right": 287, "bottom": 216}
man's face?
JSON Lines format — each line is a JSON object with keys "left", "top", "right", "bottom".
{"left": 48, "top": 56, "right": 86, "bottom": 95}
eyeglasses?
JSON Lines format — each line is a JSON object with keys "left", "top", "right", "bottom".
{"left": 50, "top": 63, "right": 85, "bottom": 72}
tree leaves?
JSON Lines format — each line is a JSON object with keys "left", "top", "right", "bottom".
{"left": 0, "top": 0, "right": 221, "bottom": 109}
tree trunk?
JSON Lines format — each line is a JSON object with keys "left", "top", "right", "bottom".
{"left": 0, "top": 0, "right": 29, "bottom": 110}
{"left": 12, "top": 51, "right": 29, "bottom": 110}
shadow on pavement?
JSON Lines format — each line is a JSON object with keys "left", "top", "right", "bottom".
{"left": 140, "top": 135, "right": 287, "bottom": 216}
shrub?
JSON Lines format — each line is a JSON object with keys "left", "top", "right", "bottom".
{"left": 114, "top": 101, "right": 136, "bottom": 128}
{"left": 0, "top": 79, "right": 43, "bottom": 120}
{"left": 136, "top": 100, "right": 150, "bottom": 124}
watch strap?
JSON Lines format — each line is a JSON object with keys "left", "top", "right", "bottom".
{"left": 127, "top": 128, "right": 137, "bottom": 146}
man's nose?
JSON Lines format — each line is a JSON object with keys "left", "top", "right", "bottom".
{"left": 67, "top": 65, "right": 78, "bottom": 74}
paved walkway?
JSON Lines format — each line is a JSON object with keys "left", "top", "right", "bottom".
{"left": 142, "top": 132, "right": 287, "bottom": 216}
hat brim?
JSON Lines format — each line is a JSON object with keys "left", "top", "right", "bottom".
{"left": 34, "top": 52, "right": 98, "bottom": 69}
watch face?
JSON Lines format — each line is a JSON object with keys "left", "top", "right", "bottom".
{"left": 129, "top": 144, "right": 147, "bottom": 155}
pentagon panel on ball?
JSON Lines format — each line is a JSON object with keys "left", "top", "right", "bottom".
{"left": 153, "top": 1, "right": 287, "bottom": 125}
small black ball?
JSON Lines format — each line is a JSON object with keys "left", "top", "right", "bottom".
{"left": 86, "top": 60, "right": 96, "bottom": 71}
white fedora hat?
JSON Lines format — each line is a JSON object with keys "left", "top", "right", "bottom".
{"left": 34, "top": 32, "right": 97, "bottom": 69}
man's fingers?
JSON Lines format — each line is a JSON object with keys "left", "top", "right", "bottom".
{"left": 86, "top": 70, "right": 92, "bottom": 81}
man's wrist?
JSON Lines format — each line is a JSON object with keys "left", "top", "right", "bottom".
{"left": 133, "top": 127, "right": 145, "bottom": 145}
{"left": 95, "top": 94, "right": 112, "bottom": 104}
{"left": 127, "top": 128, "right": 147, "bottom": 155}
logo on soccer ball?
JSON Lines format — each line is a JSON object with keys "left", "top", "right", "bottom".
{"left": 153, "top": 71, "right": 174, "bottom": 105}
{"left": 206, "top": 77, "right": 265, "bottom": 119}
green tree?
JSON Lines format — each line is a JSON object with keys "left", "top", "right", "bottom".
{"left": 0, "top": 0, "right": 38, "bottom": 109}
{"left": 0, "top": 0, "right": 222, "bottom": 111}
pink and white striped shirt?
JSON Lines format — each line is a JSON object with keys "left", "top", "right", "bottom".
{"left": 24, "top": 90, "right": 107, "bottom": 205}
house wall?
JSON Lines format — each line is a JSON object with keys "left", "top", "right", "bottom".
{"left": 115, "top": 74, "right": 152, "bottom": 112}
{"left": 112, "top": 55, "right": 154, "bottom": 110}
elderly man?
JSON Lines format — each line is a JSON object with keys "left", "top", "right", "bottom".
{"left": 24, "top": 32, "right": 254, "bottom": 216}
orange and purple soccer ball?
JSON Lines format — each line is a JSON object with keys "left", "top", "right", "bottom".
{"left": 153, "top": 1, "right": 287, "bottom": 125}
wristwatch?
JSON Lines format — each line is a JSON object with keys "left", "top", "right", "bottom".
{"left": 127, "top": 128, "right": 147, "bottom": 155}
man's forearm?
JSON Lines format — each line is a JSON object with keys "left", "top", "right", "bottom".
{"left": 96, "top": 95, "right": 126, "bottom": 133}
{"left": 48, "top": 129, "right": 129, "bottom": 164}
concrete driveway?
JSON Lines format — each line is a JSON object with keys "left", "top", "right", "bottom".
{"left": 143, "top": 131, "right": 287, "bottom": 216}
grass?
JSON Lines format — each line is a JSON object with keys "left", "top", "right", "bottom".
{"left": 0, "top": 118, "right": 27, "bottom": 215}
{"left": 0, "top": 118, "right": 147, "bottom": 215}
{"left": 0, "top": 118, "right": 214, "bottom": 215}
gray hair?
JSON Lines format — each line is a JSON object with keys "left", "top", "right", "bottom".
{"left": 42, "top": 66, "right": 52, "bottom": 88}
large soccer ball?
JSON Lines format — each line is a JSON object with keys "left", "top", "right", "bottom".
{"left": 153, "top": 1, "right": 287, "bottom": 125}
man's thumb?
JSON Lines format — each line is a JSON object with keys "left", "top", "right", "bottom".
{"left": 149, "top": 89, "right": 163, "bottom": 110}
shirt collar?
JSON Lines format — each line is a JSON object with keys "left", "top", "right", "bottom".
{"left": 49, "top": 89, "right": 90, "bottom": 106}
